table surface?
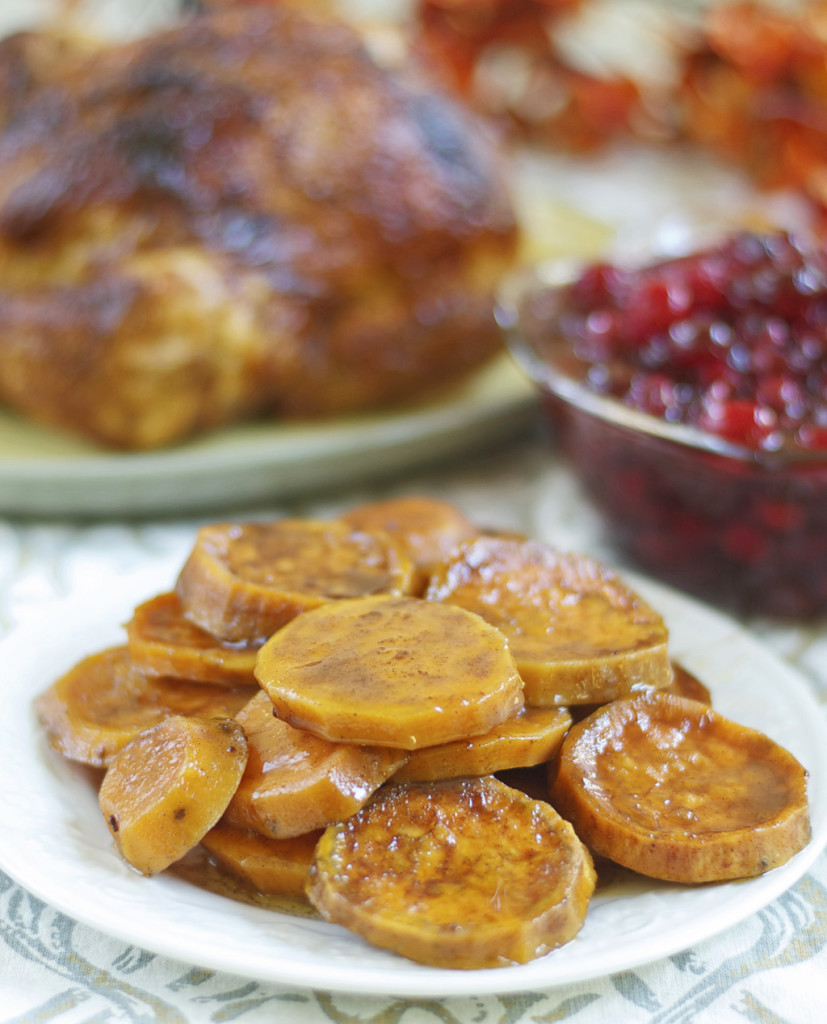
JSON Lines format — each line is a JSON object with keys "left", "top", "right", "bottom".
{"left": 1, "top": 432, "right": 825, "bottom": 1024}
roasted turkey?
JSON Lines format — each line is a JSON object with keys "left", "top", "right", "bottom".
{"left": 0, "top": 2, "right": 517, "bottom": 449}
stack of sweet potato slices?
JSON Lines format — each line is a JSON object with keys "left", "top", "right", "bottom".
{"left": 34, "top": 496, "right": 811, "bottom": 970}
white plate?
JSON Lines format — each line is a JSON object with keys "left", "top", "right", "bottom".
{"left": 1, "top": 570, "right": 826, "bottom": 998}
{"left": 0, "top": 357, "right": 537, "bottom": 518}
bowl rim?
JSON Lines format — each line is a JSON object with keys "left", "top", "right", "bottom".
{"left": 497, "top": 267, "right": 827, "bottom": 469}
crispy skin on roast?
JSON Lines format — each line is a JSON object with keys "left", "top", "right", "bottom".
{"left": 0, "top": 4, "right": 517, "bottom": 449}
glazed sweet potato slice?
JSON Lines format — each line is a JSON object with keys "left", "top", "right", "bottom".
{"left": 175, "top": 519, "right": 415, "bottom": 643}
{"left": 550, "top": 692, "right": 811, "bottom": 884}
{"left": 308, "top": 775, "right": 596, "bottom": 968}
{"left": 341, "top": 496, "right": 479, "bottom": 593}
{"left": 568, "top": 660, "right": 712, "bottom": 724}
{"left": 667, "top": 662, "right": 712, "bottom": 704}
{"left": 99, "top": 715, "right": 248, "bottom": 876}
{"left": 34, "top": 645, "right": 256, "bottom": 768}
{"left": 223, "top": 691, "right": 407, "bottom": 838}
{"left": 126, "top": 591, "right": 259, "bottom": 686}
{"left": 201, "top": 821, "right": 320, "bottom": 899}
{"left": 426, "top": 536, "right": 672, "bottom": 706}
{"left": 393, "top": 706, "right": 572, "bottom": 783}
{"left": 255, "top": 594, "right": 524, "bottom": 748}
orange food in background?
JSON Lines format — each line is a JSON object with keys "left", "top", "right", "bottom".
{"left": 679, "top": 1, "right": 827, "bottom": 209}
{"left": 415, "top": 0, "right": 827, "bottom": 223}
{"left": 415, "top": 0, "right": 644, "bottom": 150}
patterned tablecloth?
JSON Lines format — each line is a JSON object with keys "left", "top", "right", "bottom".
{"left": 1, "top": 434, "right": 826, "bottom": 1024}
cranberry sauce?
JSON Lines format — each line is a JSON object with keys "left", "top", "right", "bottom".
{"left": 526, "top": 231, "right": 827, "bottom": 618}
{"left": 547, "top": 231, "right": 827, "bottom": 454}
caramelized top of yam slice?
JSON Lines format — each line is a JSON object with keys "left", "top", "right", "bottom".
{"left": 34, "top": 645, "right": 256, "bottom": 768}
{"left": 126, "top": 591, "right": 259, "bottom": 686}
{"left": 393, "top": 705, "right": 571, "bottom": 783}
{"left": 550, "top": 692, "right": 811, "bottom": 884}
{"left": 99, "top": 714, "right": 248, "bottom": 876}
{"left": 255, "top": 594, "right": 524, "bottom": 748}
{"left": 307, "top": 775, "right": 596, "bottom": 969}
{"left": 425, "top": 536, "right": 671, "bottom": 706}
{"left": 341, "top": 495, "right": 479, "bottom": 593}
{"left": 176, "top": 519, "right": 415, "bottom": 644}
{"left": 223, "top": 690, "right": 407, "bottom": 839}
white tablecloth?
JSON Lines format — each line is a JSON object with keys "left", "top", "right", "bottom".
{"left": 1, "top": 434, "right": 826, "bottom": 1024}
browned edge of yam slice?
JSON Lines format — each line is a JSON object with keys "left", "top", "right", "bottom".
{"left": 99, "top": 715, "right": 248, "bottom": 876}
{"left": 224, "top": 690, "right": 407, "bottom": 838}
{"left": 308, "top": 775, "right": 596, "bottom": 968}
{"left": 425, "top": 536, "right": 672, "bottom": 706}
{"left": 34, "top": 644, "right": 255, "bottom": 768}
{"left": 126, "top": 591, "right": 259, "bottom": 686}
{"left": 176, "top": 520, "right": 415, "bottom": 643}
{"left": 550, "top": 692, "right": 811, "bottom": 884}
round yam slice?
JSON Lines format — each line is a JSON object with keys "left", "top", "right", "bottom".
{"left": 255, "top": 594, "right": 524, "bottom": 748}
{"left": 126, "top": 591, "right": 259, "bottom": 686}
{"left": 425, "top": 536, "right": 671, "bottom": 706}
{"left": 223, "top": 690, "right": 407, "bottom": 838}
{"left": 307, "top": 775, "right": 596, "bottom": 968}
{"left": 99, "top": 715, "right": 248, "bottom": 876}
{"left": 176, "top": 519, "right": 415, "bottom": 643}
{"left": 201, "top": 822, "right": 320, "bottom": 899}
{"left": 34, "top": 645, "right": 256, "bottom": 768}
{"left": 393, "top": 705, "right": 572, "bottom": 783}
{"left": 341, "top": 496, "right": 478, "bottom": 593}
{"left": 550, "top": 693, "right": 811, "bottom": 884}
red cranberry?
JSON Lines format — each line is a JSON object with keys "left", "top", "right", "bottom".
{"left": 548, "top": 230, "right": 827, "bottom": 455}
{"left": 797, "top": 423, "right": 827, "bottom": 450}
{"left": 721, "top": 522, "right": 768, "bottom": 564}
{"left": 757, "top": 500, "right": 805, "bottom": 531}
{"left": 568, "top": 263, "right": 629, "bottom": 309}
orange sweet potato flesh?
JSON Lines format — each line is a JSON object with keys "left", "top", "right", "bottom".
{"left": 426, "top": 536, "right": 672, "bottom": 706}
{"left": 99, "top": 714, "right": 248, "bottom": 876}
{"left": 126, "top": 591, "right": 259, "bottom": 686}
{"left": 34, "top": 645, "right": 256, "bottom": 768}
{"left": 567, "top": 660, "right": 712, "bottom": 724}
{"left": 201, "top": 821, "right": 320, "bottom": 899}
{"left": 223, "top": 691, "right": 407, "bottom": 838}
{"left": 175, "top": 519, "right": 415, "bottom": 644}
{"left": 393, "top": 705, "right": 572, "bottom": 783}
{"left": 667, "top": 662, "right": 712, "bottom": 705}
{"left": 308, "top": 775, "right": 596, "bottom": 969}
{"left": 255, "top": 594, "right": 524, "bottom": 748}
{"left": 550, "top": 692, "right": 811, "bottom": 884}
{"left": 341, "top": 496, "right": 479, "bottom": 593}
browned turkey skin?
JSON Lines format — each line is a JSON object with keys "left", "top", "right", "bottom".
{"left": 0, "top": 4, "right": 517, "bottom": 449}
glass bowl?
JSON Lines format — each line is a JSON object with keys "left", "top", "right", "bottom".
{"left": 500, "top": 263, "right": 827, "bottom": 620}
